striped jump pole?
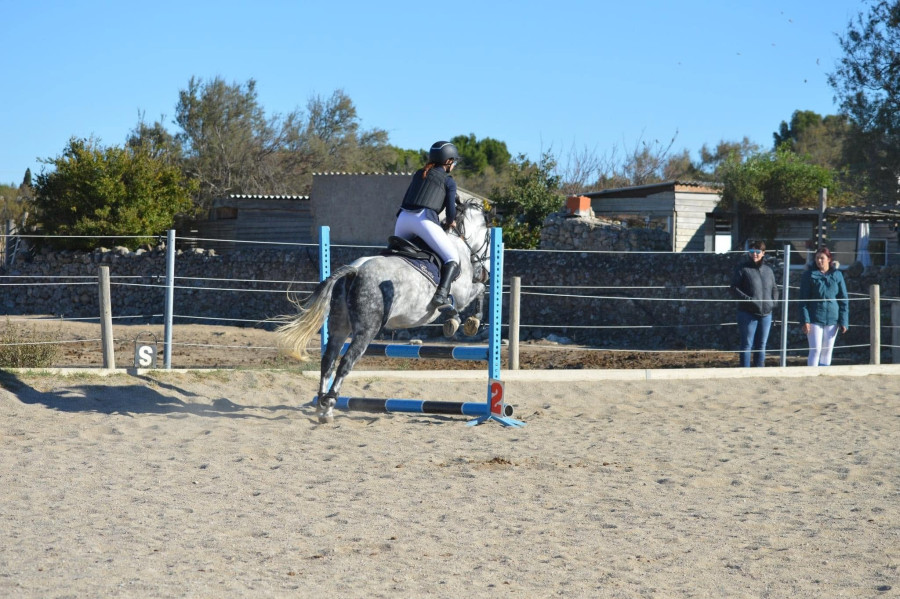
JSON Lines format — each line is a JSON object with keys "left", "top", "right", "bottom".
{"left": 340, "top": 342, "right": 489, "bottom": 361}
{"left": 316, "top": 226, "right": 524, "bottom": 427}
{"left": 334, "top": 396, "right": 515, "bottom": 418}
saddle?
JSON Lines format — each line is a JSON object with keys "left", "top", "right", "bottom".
{"left": 383, "top": 236, "right": 443, "bottom": 269}
{"left": 382, "top": 236, "right": 444, "bottom": 287}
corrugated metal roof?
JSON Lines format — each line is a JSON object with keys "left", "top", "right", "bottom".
{"left": 312, "top": 172, "right": 414, "bottom": 176}
{"left": 227, "top": 194, "right": 310, "bottom": 200}
{"left": 584, "top": 180, "right": 723, "bottom": 199}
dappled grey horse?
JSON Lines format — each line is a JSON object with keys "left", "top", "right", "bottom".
{"left": 276, "top": 199, "right": 492, "bottom": 422}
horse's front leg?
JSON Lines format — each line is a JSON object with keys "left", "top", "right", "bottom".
{"left": 462, "top": 284, "right": 486, "bottom": 337}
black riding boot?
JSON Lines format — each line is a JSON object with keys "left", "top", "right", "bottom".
{"left": 430, "top": 261, "right": 460, "bottom": 309}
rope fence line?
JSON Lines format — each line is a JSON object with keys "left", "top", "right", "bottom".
{"left": 2, "top": 231, "right": 899, "bottom": 368}
{"left": 518, "top": 290, "right": 872, "bottom": 303}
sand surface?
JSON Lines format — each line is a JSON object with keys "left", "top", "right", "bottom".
{"left": 0, "top": 369, "right": 898, "bottom": 598}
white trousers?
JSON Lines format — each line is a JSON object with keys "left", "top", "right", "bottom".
{"left": 394, "top": 209, "right": 459, "bottom": 266}
{"left": 806, "top": 323, "right": 839, "bottom": 366}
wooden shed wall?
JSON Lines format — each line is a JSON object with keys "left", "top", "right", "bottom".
{"left": 197, "top": 198, "right": 312, "bottom": 252}
{"left": 674, "top": 193, "right": 722, "bottom": 252}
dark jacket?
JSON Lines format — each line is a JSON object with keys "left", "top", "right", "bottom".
{"left": 730, "top": 258, "right": 779, "bottom": 316}
{"left": 798, "top": 266, "right": 849, "bottom": 328}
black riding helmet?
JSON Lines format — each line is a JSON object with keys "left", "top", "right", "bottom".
{"left": 428, "top": 141, "right": 459, "bottom": 165}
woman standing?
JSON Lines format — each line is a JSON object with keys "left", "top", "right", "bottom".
{"left": 730, "top": 241, "right": 779, "bottom": 367}
{"left": 798, "top": 247, "right": 849, "bottom": 366}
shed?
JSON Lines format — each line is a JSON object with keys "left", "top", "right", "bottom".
{"left": 309, "top": 173, "right": 411, "bottom": 247}
{"left": 734, "top": 204, "right": 900, "bottom": 268}
{"left": 195, "top": 194, "right": 312, "bottom": 252}
{"left": 309, "top": 172, "right": 487, "bottom": 246}
{"left": 198, "top": 173, "right": 486, "bottom": 251}
{"left": 583, "top": 181, "right": 723, "bottom": 252}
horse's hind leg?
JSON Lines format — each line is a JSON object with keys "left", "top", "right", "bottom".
{"left": 318, "top": 269, "right": 386, "bottom": 423}
{"left": 317, "top": 287, "right": 351, "bottom": 423}
{"left": 317, "top": 319, "right": 349, "bottom": 422}
{"left": 319, "top": 315, "right": 381, "bottom": 423}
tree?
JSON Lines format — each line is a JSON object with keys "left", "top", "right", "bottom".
{"left": 556, "top": 131, "right": 684, "bottom": 194}
{"left": 383, "top": 146, "right": 424, "bottom": 172}
{"left": 773, "top": 110, "right": 850, "bottom": 169}
{"left": 127, "top": 113, "right": 184, "bottom": 165}
{"left": 720, "top": 145, "right": 838, "bottom": 212}
{"left": 449, "top": 134, "right": 513, "bottom": 197}
{"left": 0, "top": 183, "right": 27, "bottom": 224}
{"left": 489, "top": 153, "right": 564, "bottom": 249}
{"left": 828, "top": 0, "right": 900, "bottom": 200}
{"left": 31, "top": 137, "right": 196, "bottom": 250}
{"left": 173, "top": 79, "right": 394, "bottom": 207}
{"left": 299, "top": 89, "right": 396, "bottom": 175}
{"left": 450, "top": 134, "right": 511, "bottom": 176}
{"left": 175, "top": 76, "right": 298, "bottom": 209}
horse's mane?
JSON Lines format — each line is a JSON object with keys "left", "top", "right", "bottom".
{"left": 455, "top": 199, "right": 488, "bottom": 231}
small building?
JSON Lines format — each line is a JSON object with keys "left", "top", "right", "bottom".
{"left": 196, "top": 173, "right": 486, "bottom": 251}
{"left": 194, "top": 194, "right": 312, "bottom": 252}
{"left": 735, "top": 204, "right": 900, "bottom": 268}
{"left": 582, "top": 181, "right": 724, "bottom": 252}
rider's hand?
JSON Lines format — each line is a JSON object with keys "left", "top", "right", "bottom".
{"left": 443, "top": 220, "right": 455, "bottom": 231}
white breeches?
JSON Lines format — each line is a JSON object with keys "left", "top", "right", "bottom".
{"left": 394, "top": 209, "right": 459, "bottom": 266}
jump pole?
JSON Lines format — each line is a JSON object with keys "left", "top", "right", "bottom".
{"left": 317, "top": 226, "right": 524, "bottom": 427}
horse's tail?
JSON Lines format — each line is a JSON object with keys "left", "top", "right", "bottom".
{"left": 275, "top": 264, "right": 358, "bottom": 361}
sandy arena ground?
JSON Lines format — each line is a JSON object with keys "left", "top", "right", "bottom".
{"left": 0, "top": 365, "right": 898, "bottom": 598}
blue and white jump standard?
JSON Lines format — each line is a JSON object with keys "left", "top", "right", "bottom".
{"left": 316, "top": 226, "right": 525, "bottom": 427}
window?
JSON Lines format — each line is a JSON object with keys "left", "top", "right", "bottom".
{"left": 773, "top": 239, "right": 815, "bottom": 268}
{"left": 211, "top": 207, "right": 238, "bottom": 220}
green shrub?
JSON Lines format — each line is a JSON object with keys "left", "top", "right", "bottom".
{"left": 0, "top": 319, "right": 62, "bottom": 368}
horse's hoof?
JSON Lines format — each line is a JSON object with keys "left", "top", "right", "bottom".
{"left": 318, "top": 412, "right": 334, "bottom": 424}
{"left": 443, "top": 318, "right": 460, "bottom": 338}
{"left": 462, "top": 317, "right": 480, "bottom": 337}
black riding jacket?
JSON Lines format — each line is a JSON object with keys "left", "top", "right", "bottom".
{"left": 400, "top": 166, "right": 457, "bottom": 224}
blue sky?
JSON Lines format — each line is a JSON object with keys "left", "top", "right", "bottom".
{"left": 0, "top": 0, "right": 860, "bottom": 185}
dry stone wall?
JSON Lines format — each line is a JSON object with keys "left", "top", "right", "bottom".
{"left": 2, "top": 237, "right": 895, "bottom": 360}
{"left": 540, "top": 211, "right": 671, "bottom": 252}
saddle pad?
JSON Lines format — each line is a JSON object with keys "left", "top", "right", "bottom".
{"left": 400, "top": 256, "right": 439, "bottom": 287}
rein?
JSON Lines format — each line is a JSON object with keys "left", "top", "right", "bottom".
{"left": 450, "top": 204, "right": 491, "bottom": 285}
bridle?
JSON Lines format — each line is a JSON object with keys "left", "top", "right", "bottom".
{"left": 450, "top": 201, "right": 491, "bottom": 285}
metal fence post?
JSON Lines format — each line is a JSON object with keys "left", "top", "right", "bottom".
{"left": 163, "top": 229, "right": 175, "bottom": 369}
{"left": 892, "top": 302, "right": 900, "bottom": 365}
{"left": 870, "top": 284, "right": 880, "bottom": 365}
{"left": 780, "top": 244, "right": 791, "bottom": 367}
{"left": 319, "top": 226, "right": 330, "bottom": 356}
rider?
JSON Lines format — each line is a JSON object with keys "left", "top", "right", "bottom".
{"left": 395, "top": 140, "right": 461, "bottom": 309}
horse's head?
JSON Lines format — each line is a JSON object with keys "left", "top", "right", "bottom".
{"left": 453, "top": 198, "right": 491, "bottom": 281}
{"left": 455, "top": 198, "right": 488, "bottom": 244}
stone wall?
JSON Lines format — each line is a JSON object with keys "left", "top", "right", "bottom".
{"left": 2, "top": 238, "right": 896, "bottom": 361}
{"left": 540, "top": 211, "right": 671, "bottom": 251}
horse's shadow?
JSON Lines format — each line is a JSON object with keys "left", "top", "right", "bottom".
{"left": 0, "top": 371, "right": 304, "bottom": 420}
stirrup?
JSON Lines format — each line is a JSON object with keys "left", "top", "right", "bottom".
{"left": 430, "top": 293, "right": 454, "bottom": 311}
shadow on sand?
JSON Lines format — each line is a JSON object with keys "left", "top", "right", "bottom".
{"left": 0, "top": 370, "right": 306, "bottom": 420}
